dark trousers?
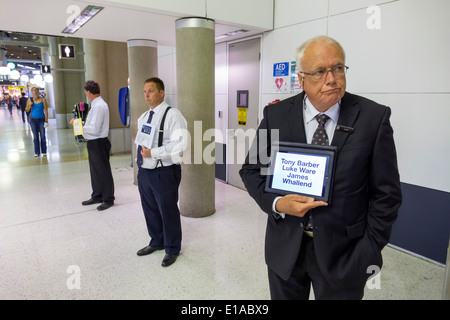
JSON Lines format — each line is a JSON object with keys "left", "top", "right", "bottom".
{"left": 137, "top": 165, "right": 182, "bottom": 255}
{"left": 29, "top": 118, "right": 47, "bottom": 155}
{"left": 86, "top": 138, "right": 115, "bottom": 203}
{"left": 268, "top": 233, "right": 365, "bottom": 300}
{"left": 21, "top": 108, "right": 26, "bottom": 122}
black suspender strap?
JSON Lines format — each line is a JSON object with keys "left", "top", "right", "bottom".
{"left": 158, "top": 106, "right": 171, "bottom": 147}
{"left": 155, "top": 106, "right": 171, "bottom": 168}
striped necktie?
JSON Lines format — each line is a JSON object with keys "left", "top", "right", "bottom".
{"left": 305, "top": 114, "right": 330, "bottom": 232}
{"left": 137, "top": 110, "right": 154, "bottom": 168}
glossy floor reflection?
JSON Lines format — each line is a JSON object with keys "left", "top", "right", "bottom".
{"left": 0, "top": 106, "right": 445, "bottom": 299}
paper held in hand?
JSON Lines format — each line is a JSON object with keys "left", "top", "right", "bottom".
{"left": 134, "top": 123, "right": 155, "bottom": 148}
{"left": 73, "top": 118, "right": 83, "bottom": 136}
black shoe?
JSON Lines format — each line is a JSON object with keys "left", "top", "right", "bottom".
{"left": 97, "top": 202, "right": 114, "bottom": 211}
{"left": 82, "top": 198, "right": 102, "bottom": 206}
{"left": 161, "top": 254, "right": 178, "bottom": 267}
{"left": 137, "top": 245, "right": 163, "bottom": 256}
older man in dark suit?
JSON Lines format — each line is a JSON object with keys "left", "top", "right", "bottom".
{"left": 240, "top": 35, "right": 402, "bottom": 299}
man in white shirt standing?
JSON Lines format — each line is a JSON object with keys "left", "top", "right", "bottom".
{"left": 71, "top": 80, "right": 115, "bottom": 211}
{"left": 135, "top": 77, "right": 187, "bottom": 267}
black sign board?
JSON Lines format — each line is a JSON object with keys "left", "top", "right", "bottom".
{"left": 59, "top": 44, "right": 76, "bottom": 59}
{"left": 41, "top": 65, "right": 51, "bottom": 73}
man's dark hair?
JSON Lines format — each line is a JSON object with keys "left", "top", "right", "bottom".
{"left": 84, "top": 80, "right": 101, "bottom": 94}
{"left": 145, "top": 77, "right": 165, "bottom": 92}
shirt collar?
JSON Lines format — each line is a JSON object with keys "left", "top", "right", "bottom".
{"left": 304, "top": 95, "right": 340, "bottom": 124}
{"left": 150, "top": 101, "right": 168, "bottom": 114}
{"left": 91, "top": 96, "right": 102, "bottom": 105}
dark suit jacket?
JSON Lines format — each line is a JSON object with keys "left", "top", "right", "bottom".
{"left": 240, "top": 91, "right": 402, "bottom": 290}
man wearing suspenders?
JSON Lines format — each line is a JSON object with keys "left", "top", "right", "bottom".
{"left": 135, "top": 77, "right": 188, "bottom": 267}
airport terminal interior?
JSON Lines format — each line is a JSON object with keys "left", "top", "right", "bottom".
{"left": 0, "top": 106, "right": 445, "bottom": 299}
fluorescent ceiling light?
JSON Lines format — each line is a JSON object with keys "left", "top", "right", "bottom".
{"left": 62, "top": 5, "right": 104, "bottom": 34}
{"left": 17, "top": 63, "right": 36, "bottom": 70}
{"left": 214, "top": 35, "right": 228, "bottom": 40}
{"left": 227, "top": 29, "right": 249, "bottom": 36}
{"left": 215, "top": 29, "right": 249, "bottom": 40}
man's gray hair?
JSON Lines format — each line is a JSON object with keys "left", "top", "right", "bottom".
{"left": 296, "top": 35, "right": 346, "bottom": 71}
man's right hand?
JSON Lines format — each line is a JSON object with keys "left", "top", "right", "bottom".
{"left": 275, "top": 194, "right": 328, "bottom": 218}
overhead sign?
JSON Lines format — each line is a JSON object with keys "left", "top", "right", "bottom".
{"left": 41, "top": 65, "right": 51, "bottom": 73}
{"left": 59, "top": 44, "right": 76, "bottom": 59}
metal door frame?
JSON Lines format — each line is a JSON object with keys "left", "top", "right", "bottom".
{"left": 225, "top": 34, "right": 263, "bottom": 184}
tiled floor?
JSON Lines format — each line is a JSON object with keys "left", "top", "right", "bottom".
{"left": 0, "top": 106, "right": 445, "bottom": 299}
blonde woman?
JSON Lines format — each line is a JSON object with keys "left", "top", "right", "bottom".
{"left": 26, "top": 87, "right": 48, "bottom": 157}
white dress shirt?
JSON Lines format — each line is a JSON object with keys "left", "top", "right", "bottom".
{"left": 136, "top": 101, "right": 188, "bottom": 169}
{"left": 272, "top": 95, "right": 341, "bottom": 216}
{"left": 82, "top": 96, "right": 110, "bottom": 140}
{"left": 303, "top": 96, "right": 340, "bottom": 144}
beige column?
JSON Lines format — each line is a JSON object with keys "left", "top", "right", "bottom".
{"left": 48, "top": 37, "right": 67, "bottom": 128}
{"left": 176, "top": 17, "right": 215, "bottom": 218}
{"left": 127, "top": 39, "right": 158, "bottom": 184}
{"left": 84, "top": 39, "right": 109, "bottom": 100}
{"left": 39, "top": 36, "right": 55, "bottom": 119}
{"left": 84, "top": 39, "right": 129, "bottom": 155}
{"left": 47, "top": 37, "right": 85, "bottom": 128}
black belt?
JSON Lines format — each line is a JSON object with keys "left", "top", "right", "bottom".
{"left": 86, "top": 137, "right": 109, "bottom": 142}
{"left": 141, "top": 163, "right": 180, "bottom": 171}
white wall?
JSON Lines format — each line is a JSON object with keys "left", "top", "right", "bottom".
{"left": 215, "top": 42, "right": 228, "bottom": 145}
{"left": 261, "top": 0, "right": 450, "bottom": 193}
{"left": 157, "top": 46, "right": 177, "bottom": 108}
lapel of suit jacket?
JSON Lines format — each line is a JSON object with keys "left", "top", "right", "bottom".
{"left": 331, "top": 92, "right": 360, "bottom": 153}
{"left": 288, "top": 91, "right": 307, "bottom": 143}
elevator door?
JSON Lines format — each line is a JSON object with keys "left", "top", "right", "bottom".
{"left": 227, "top": 38, "right": 261, "bottom": 189}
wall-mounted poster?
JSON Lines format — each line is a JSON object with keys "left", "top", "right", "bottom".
{"left": 290, "top": 61, "right": 302, "bottom": 93}
{"left": 273, "top": 61, "right": 302, "bottom": 93}
{"left": 273, "top": 62, "right": 289, "bottom": 93}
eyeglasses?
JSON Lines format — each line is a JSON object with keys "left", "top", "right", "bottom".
{"left": 300, "top": 65, "right": 349, "bottom": 81}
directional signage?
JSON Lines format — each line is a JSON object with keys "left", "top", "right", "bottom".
{"left": 59, "top": 44, "right": 76, "bottom": 59}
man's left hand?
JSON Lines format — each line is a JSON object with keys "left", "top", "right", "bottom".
{"left": 141, "top": 146, "right": 152, "bottom": 158}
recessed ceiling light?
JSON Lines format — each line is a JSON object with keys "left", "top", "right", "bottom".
{"left": 215, "top": 29, "right": 249, "bottom": 40}
{"left": 227, "top": 29, "right": 249, "bottom": 36}
{"left": 62, "top": 5, "right": 104, "bottom": 34}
